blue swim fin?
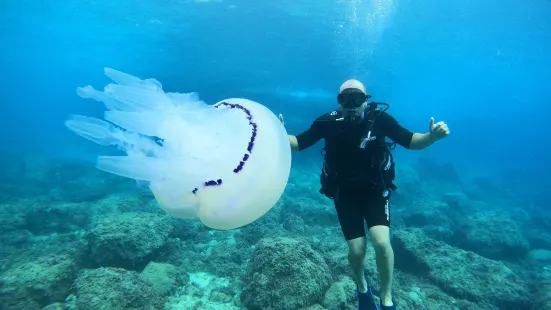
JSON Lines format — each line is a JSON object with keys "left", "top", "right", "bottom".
{"left": 379, "top": 300, "right": 398, "bottom": 310}
{"left": 357, "top": 286, "right": 380, "bottom": 310}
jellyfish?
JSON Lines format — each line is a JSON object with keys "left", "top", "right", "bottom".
{"left": 65, "top": 68, "right": 291, "bottom": 230}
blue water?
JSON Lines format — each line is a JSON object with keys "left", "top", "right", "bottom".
{"left": 1, "top": 0, "right": 551, "bottom": 309}
{"left": 3, "top": 0, "right": 550, "bottom": 174}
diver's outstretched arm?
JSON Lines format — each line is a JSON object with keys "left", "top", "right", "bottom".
{"left": 409, "top": 117, "right": 450, "bottom": 150}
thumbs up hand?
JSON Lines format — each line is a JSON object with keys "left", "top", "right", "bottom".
{"left": 429, "top": 117, "right": 450, "bottom": 141}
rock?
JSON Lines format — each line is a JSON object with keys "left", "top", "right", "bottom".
{"left": 25, "top": 202, "right": 92, "bottom": 235}
{"left": 321, "top": 277, "right": 356, "bottom": 310}
{"left": 526, "top": 249, "right": 551, "bottom": 267}
{"left": 393, "top": 164, "right": 422, "bottom": 199}
{"left": 533, "top": 278, "right": 551, "bottom": 310}
{"left": 281, "top": 196, "right": 338, "bottom": 228}
{"left": 299, "top": 304, "right": 326, "bottom": 310}
{"left": 413, "top": 157, "right": 462, "bottom": 191}
{"left": 86, "top": 212, "right": 174, "bottom": 269}
{"left": 235, "top": 221, "right": 277, "bottom": 246}
{"left": 527, "top": 230, "right": 551, "bottom": 250}
{"left": 41, "top": 302, "right": 64, "bottom": 310}
{"left": 166, "top": 272, "right": 240, "bottom": 309}
{"left": 241, "top": 237, "right": 332, "bottom": 310}
{"left": 75, "top": 267, "right": 161, "bottom": 310}
{"left": 139, "top": 262, "right": 188, "bottom": 297}
{"left": 282, "top": 213, "right": 306, "bottom": 233}
{"left": 441, "top": 192, "right": 470, "bottom": 212}
{"left": 92, "top": 193, "right": 155, "bottom": 214}
{"left": 0, "top": 202, "right": 30, "bottom": 247}
{"left": 393, "top": 228, "right": 530, "bottom": 309}
{"left": 401, "top": 199, "right": 457, "bottom": 242}
{"left": 0, "top": 203, "right": 26, "bottom": 233}
{"left": 455, "top": 210, "right": 529, "bottom": 260}
{"left": 0, "top": 255, "right": 76, "bottom": 308}
{"left": 202, "top": 246, "right": 249, "bottom": 278}
{"left": 533, "top": 211, "right": 551, "bottom": 232}
{"left": 402, "top": 200, "right": 451, "bottom": 227}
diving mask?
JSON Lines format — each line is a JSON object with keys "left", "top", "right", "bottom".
{"left": 336, "top": 88, "right": 368, "bottom": 123}
{"left": 337, "top": 88, "right": 371, "bottom": 108}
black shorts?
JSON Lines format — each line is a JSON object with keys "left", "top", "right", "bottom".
{"left": 334, "top": 184, "right": 391, "bottom": 240}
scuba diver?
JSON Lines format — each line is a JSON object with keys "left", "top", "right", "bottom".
{"left": 279, "top": 79, "right": 450, "bottom": 310}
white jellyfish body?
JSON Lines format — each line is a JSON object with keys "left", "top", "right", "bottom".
{"left": 66, "top": 68, "right": 291, "bottom": 230}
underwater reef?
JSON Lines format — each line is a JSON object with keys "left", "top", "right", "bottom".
{"left": 0, "top": 151, "right": 549, "bottom": 310}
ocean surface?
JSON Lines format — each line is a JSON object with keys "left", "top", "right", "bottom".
{"left": 1, "top": 0, "right": 550, "bottom": 309}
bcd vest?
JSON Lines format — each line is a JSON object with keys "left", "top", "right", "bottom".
{"left": 318, "top": 107, "right": 397, "bottom": 200}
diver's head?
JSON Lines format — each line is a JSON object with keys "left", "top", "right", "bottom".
{"left": 337, "top": 79, "right": 368, "bottom": 123}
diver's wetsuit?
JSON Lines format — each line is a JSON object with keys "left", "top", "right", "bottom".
{"left": 296, "top": 109, "right": 413, "bottom": 240}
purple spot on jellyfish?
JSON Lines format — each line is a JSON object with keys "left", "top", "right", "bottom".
{"left": 233, "top": 161, "right": 244, "bottom": 173}
{"left": 204, "top": 179, "right": 223, "bottom": 187}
